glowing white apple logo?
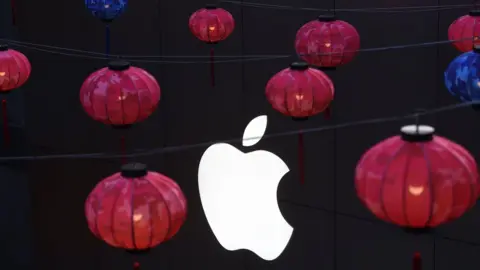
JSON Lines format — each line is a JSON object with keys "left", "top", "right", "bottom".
{"left": 198, "top": 115, "right": 293, "bottom": 261}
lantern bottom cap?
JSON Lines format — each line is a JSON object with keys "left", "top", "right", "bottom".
{"left": 402, "top": 227, "right": 434, "bottom": 234}
{"left": 472, "top": 103, "right": 480, "bottom": 111}
{"left": 112, "top": 124, "right": 132, "bottom": 129}
{"left": 292, "top": 116, "right": 308, "bottom": 121}
{"left": 125, "top": 248, "right": 151, "bottom": 255}
{"left": 400, "top": 125, "right": 434, "bottom": 142}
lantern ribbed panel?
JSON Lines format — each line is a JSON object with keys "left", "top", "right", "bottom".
{"left": 448, "top": 13, "right": 480, "bottom": 52}
{"left": 0, "top": 48, "right": 31, "bottom": 92}
{"left": 355, "top": 133, "right": 478, "bottom": 228}
{"left": 295, "top": 19, "right": 360, "bottom": 68}
{"left": 79, "top": 66, "right": 161, "bottom": 126}
{"left": 85, "top": 171, "right": 187, "bottom": 250}
{"left": 266, "top": 65, "right": 334, "bottom": 117}
{"left": 189, "top": 7, "right": 235, "bottom": 43}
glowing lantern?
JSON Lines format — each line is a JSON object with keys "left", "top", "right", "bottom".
{"left": 448, "top": 10, "right": 480, "bottom": 52}
{"left": 189, "top": 5, "right": 235, "bottom": 86}
{"left": 84, "top": 0, "right": 128, "bottom": 54}
{"left": 85, "top": 163, "right": 187, "bottom": 269}
{"left": 444, "top": 50, "right": 474, "bottom": 103}
{"left": 295, "top": 15, "right": 360, "bottom": 69}
{"left": 80, "top": 61, "right": 160, "bottom": 162}
{"left": 265, "top": 62, "right": 334, "bottom": 184}
{"left": 355, "top": 125, "right": 479, "bottom": 230}
{"left": 0, "top": 44, "right": 31, "bottom": 146}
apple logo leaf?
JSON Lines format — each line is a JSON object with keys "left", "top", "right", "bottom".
{"left": 242, "top": 115, "right": 267, "bottom": 147}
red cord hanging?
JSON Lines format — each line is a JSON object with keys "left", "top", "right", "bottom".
{"left": 210, "top": 47, "right": 215, "bottom": 87}
{"left": 266, "top": 62, "right": 334, "bottom": 185}
{"left": 133, "top": 262, "right": 140, "bottom": 270}
{"left": 189, "top": 5, "right": 235, "bottom": 87}
{"left": 412, "top": 252, "right": 422, "bottom": 270}
{"left": 298, "top": 132, "right": 305, "bottom": 184}
{"left": 120, "top": 135, "right": 126, "bottom": 164}
{"left": 1, "top": 99, "right": 9, "bottom": 147}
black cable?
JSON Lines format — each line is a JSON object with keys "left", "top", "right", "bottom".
{"left": 0, "top": 101, "right": 474, "bottom": 161}
{"left": 221, "top": 0, "right": 473, "bottom": 13}
{"left": 0, "top": 37, "right": 475, "bottom": 63}
{"left": 278, "top": 198, "right": 480, "bottom": 248}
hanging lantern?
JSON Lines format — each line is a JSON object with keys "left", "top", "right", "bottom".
{"left": 295, "top": 15, "right": 360, "bottom": 69}
{"left": 189, "top": 5, "right": 235, "bottom": 87}
{"left": 355, "top": 125, "right": 479, "bottom": 230}
{"left": 80, "top": 61, "right": 160, "bottom": 162}
{"left": 85, "top": 163, "right": 188, "bottom": 269}
{"left": 448, "top": 10, "right": 480, "bottom": 52}
{"left": 445, "top": 45, "right": 480, "bottom": 109}
{"left": 265, "top": 61, "right": 334, "bottom": 184}
{"left": 444, "top": 50, "right": 474, "bottom": 103}
{"left": 85, "top": 0, "right": 128, "bottom": 55}
{"left": 0, "top": 44, "right": 31, "bottom": 147}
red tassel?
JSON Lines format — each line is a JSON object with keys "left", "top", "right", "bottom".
{"left": 412, "top": 252, "right": 422, "bottom": 270}
{"left": 2, "top": 99, "right": 10, "bottom": 147}
{"left": 323, "top": 106, "right": 331, "bottom": 119}
{"left": 120, "top": 135, "right": 126, "bottom": 164}
{"left": 10, "top": 0, "right": 16, "bottom": 26}
{"left": 210, "top": 47, "right": 215, "bottom": 87}
{"left": 133, "top": 262, "right": 140, "bottom": 270}
{"left": 298, "top": 132, "right": 305, "bottom": 184}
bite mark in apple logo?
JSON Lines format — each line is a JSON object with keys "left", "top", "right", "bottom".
{"left": 198, "top": 115, "right": 293, "bottom": 261}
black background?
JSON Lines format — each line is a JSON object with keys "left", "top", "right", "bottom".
{"left": 1, "top": 0, "right": 480, "bottom": 269}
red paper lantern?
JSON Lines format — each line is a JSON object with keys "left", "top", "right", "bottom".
{"left": 265, "top": 62, "right": 334, "bottom": 119}
{"left": 448, "top": 11, "right": 480, "bottom": 52}
{"left": 189, "top": 5, "right": 235, "bottom": 44}
{"left": 266, "top": 62, "right": 334, "bottom": 185}
{"left": 80, "top": 61, "right": 160, "bottom": 126}
{"left": 0, "top": 44, "right": 31, "bottom": 92}
{"left": 85, "top": 163, "right": 188, "bottom": 251}
{"left": 0, "top": 44, "right": 31, "bottom": 147}
{"left": 189, "top": 4, "right": 235, "bottom": 87}
{"left": 295, "top": 15, "right": 360, "bottom": 68}
{"left": 355, "top": 125, "right": 479, "bottom": 229}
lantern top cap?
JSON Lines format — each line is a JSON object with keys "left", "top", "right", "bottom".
{"left": 205, "top": 4, "right": 217, "bottom": 9}
{"left": 108, "top": 61, "right": 130, "bottom": 71}
{"left": 400, "top": 125, "right": 435, "bottom": 142}
{"left": 0, "top": 44, "right": 8, "bottom": 51}
{"left": 121, "top": 163, "right": 148, "bottom": 178}
{"left": 469, "top": 10, "right": 480, "bottom": 16}
{"left": 290, "top": 62, "right": 309, "bottom": 70}
{"left": 317, "top": 14, "right": 336, "bottom": 22}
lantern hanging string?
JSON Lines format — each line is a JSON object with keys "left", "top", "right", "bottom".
{"left": 210, "top": 47, "right": 215, "bottom": 87}
{"left": 219, "top": 0, "right": 473, "bottom": 13}
{"left": 297, "top": 131, "right": 304, "bottom": 184}
{"left": 133, "top": 262, "right": 140, "bottom": 270}
{"left": 0, "top": 101, "right": 476, "bottom": 161}
{"left": 0, "top": 37, "right": 478, "bottom": 63}
{"left": 105, "top": 24, "right": 111, "bottom": 57}
{"left": 1, "top": 99, "right": 9, "bottom": 147}
{"left": 10, "top": 0, "right": 16, "bottom": 26}
{"left": 120, "top": 135, "right": 127, "bottom": 164}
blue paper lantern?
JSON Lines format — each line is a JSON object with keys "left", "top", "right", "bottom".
{"left": 85, "top": 0, "right": 127, "bottom": 22}
{"left": 444, "top": 51, "right": 475, "bottom": 102}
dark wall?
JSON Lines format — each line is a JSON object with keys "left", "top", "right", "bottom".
{"left": 7, "top": 0, "right": 480, "bottom": 269}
